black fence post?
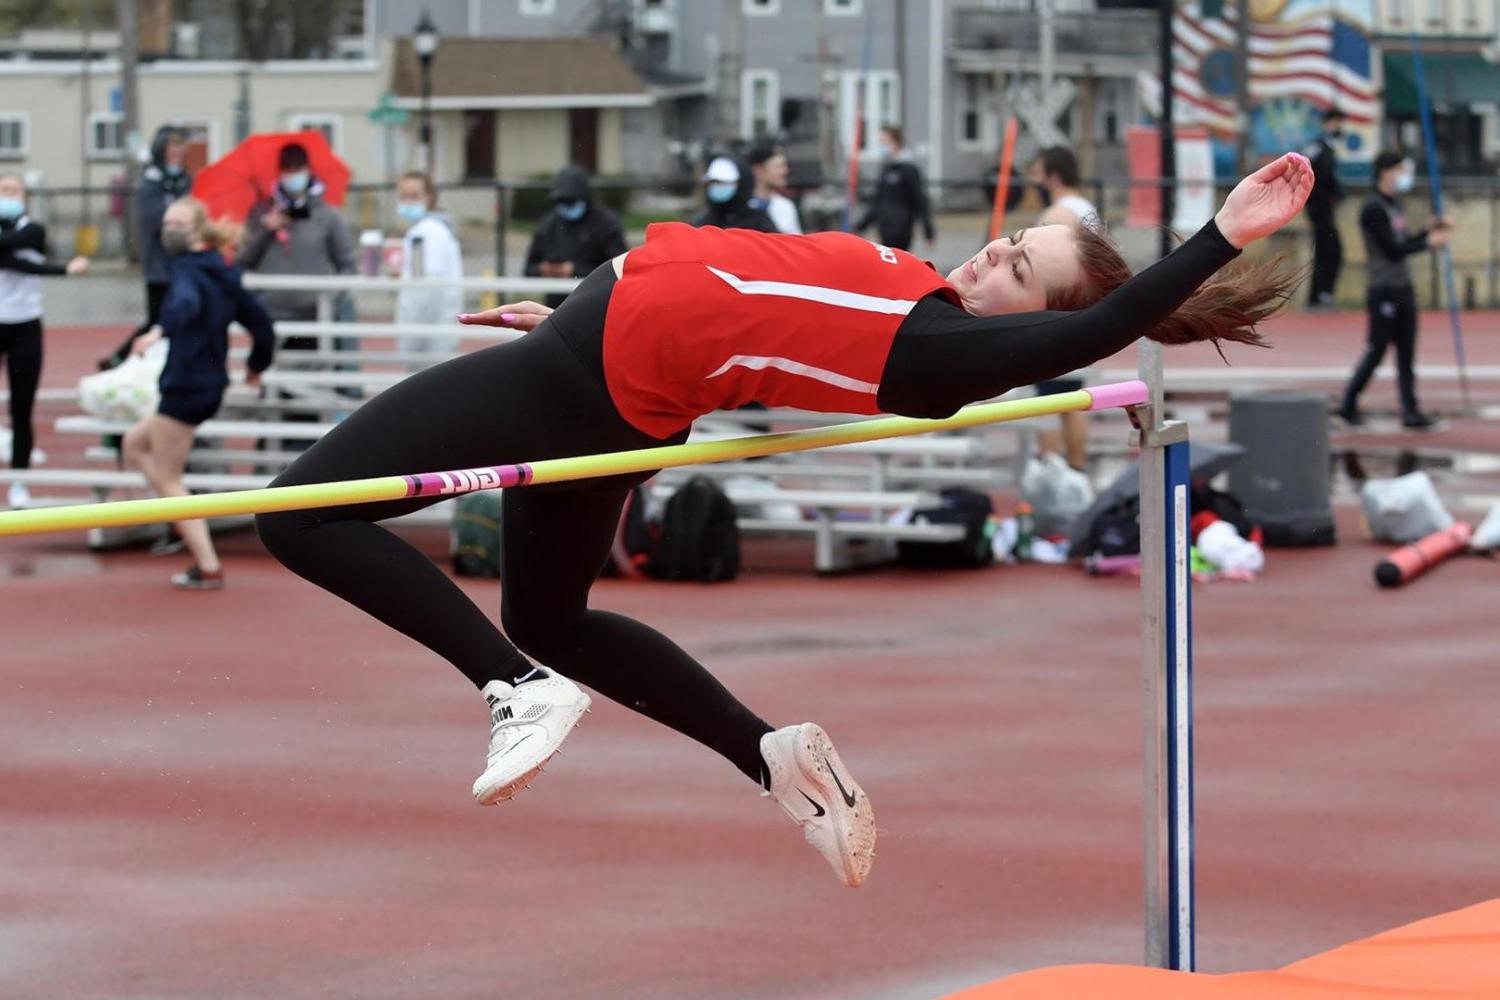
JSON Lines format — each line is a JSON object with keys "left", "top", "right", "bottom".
{"left": 495, "top": 181, "right": 508, "bottom": 276}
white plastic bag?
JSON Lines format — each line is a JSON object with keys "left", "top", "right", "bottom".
{"left": 77, "top": 339, "right": 167, "bottom": 423}
{"left": 1471, "top": 502, "right": 1500, "bottom": 552}
{"left": 1021, "top": 453, "right": 1094, "bottom": 537}
{"left": 1359, "top": 471, "right": 1452, "bottom": 543}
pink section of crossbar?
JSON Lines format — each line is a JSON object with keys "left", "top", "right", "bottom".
{"left": 1086, "top": 379, "right": 1149, "bottom": 411}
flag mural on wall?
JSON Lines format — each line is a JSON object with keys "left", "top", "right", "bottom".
{"left": 1138, "top": 0, "right": 1379, "bottom": 177}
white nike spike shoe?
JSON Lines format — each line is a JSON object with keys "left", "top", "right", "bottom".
{"left": 472, "top": 671, "right": 591, "bottom": 805}
{"left": 760, "top": 722, "right": 875, "bottom": 888}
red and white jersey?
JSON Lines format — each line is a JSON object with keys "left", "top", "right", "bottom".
{"left": 602, "top": 223, "right": 960, "bottom": 437}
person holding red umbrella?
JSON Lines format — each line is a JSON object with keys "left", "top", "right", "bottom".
{"left": 236, "top": 142, "right": 355, "bottom": 330}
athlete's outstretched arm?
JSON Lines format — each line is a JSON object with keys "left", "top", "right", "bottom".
{"left": 879, "top": 153, "right": 1311, "bottom": 418}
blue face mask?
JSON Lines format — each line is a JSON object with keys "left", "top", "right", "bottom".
{"left": 1393, "top": 171, "right": 1415, "bottom": 194}
{"left": 706, "top": 181, "right": 737, "bottom": 204}
{"left": 0, "top": 197, "right": 22, "bottom": 221}
{"left": 396, "top": 201, "right": 427, "bottom": 224}
{"left": 555, "top": 199, "right": 587, "bottom": 221}
{"left": 280, "top": 171, "right": 310, "bottom": 196}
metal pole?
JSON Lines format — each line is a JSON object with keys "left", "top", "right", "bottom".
{"left": 419, "top": 55, "right": 433, "bottom": 174}
{"left": 1234, "top": 0, "right": 1251, "bottom": 175}
{"left": 115, "top": 0, "right": 142, "bottom": 262}
{"left": 1158, "top": 0, "right": 1176, "bottom": 258}
{"left": 1137, "top": 347, "right": 1195, "bottom": 972}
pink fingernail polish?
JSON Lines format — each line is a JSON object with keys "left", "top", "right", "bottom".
{"left": 501, "top": 313, "right": 516, "bottom": 322}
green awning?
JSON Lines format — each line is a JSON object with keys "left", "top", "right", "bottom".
{"left": 1383, "top": 50, "right": 1500, "bottom": 116}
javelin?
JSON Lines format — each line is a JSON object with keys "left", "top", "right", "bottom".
{"left": 0, "top": 381, "right": 1147, "bottom": 538}
{"left": 1408, "top": 24, "right": 1471, "bottom": 413}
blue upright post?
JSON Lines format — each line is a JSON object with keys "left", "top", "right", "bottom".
{"left": 1162, "top": 437, "right": 1196, "bottom": 970}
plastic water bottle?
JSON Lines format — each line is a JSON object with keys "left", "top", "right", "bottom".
{"left": 1014, "top": 502, "right": 1035, "bottom": 562}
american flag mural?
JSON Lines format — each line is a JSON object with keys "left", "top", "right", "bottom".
{"left": 1139, "top": 0, "right": 1379, "bottom": 174}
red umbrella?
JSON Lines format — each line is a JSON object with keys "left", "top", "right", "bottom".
{"left": 190, "top": 130, "right": 351, "bottom": 224}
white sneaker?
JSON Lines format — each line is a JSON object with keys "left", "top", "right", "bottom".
{"left": 8, "top": 481, "right": 30, "bottom": 509}
{"left": 472, "top": 671, "right": 591, "bottom": 805}
{"left": 761, "top": 723, "right": 875, "bottom": 888}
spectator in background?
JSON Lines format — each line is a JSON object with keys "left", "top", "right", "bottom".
{"left": 855, "top": 125, "right": 934, "bottom": 252}
{"left": 747, "top": 142, "right": 802, "bottom": 234}
{"left": 1304, "top": 108, "right": 1345, "bottom": 311}
{"left": 0, "top": 173, "right": 89, "bottom": 509}
{"left": 524, "top": 165, "right": 626, "bottom": 309}
{"left": 103, "top": 125, "right": 192, "bottom": 368}
{"left": 394, "top": 171, "right": 464, "bottom": 369}
{"left": 123, "top": 196, "right": 275, "bottom": 588}
{"left": 1026, "top": 146, "right": 1101, "bottom": 472}
{"left": 691, "top": 156, "right": 777, "bottom": 233}
{"left": 1337, "top": 150, "right": 1453, "bottom": 431}
{"left": 237, "top": 141, "right": 355, "bottom": 342}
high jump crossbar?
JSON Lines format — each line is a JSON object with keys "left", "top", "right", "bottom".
{"left": 0, "top": 373, "right": 1196, "bottom": 973}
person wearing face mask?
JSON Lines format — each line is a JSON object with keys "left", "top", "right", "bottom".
{"left": 524, "top": 165, "right": 627, "bottom": 309}
{"left": 853, "top": 125, "right": 934, "bottom": 252}
{"left": 101, "top": 126, "right": 193, "bottom": 369}
{"left": 1337, "top": 150, "right": 1454, "bottom": 430}
{"left": 126, "top": 197, "right": 275, "bottom": 588}
{"left": 0, "top": 173, "right": 89, "bottom": 509}
{"left": 690, "top": 155, "right": 777, "bottom": 233}
{"left": 393, "top": 171, "right": 465, "bottom": 369}
{"left": 237, "top": 142, "right": 356, "bottom": 338}
{"left": 1303, "top": 108, "right": 1346, "bottom": 311}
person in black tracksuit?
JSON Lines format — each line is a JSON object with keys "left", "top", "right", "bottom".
{"left": 0, "top": 173, "right": 89, "bottom": 509}
{"left": 524, "top": 165, "right": 628, "bottom": 309}
{"left": 104, "top": 126, "right": 192, "bottom": 368}
{"left": 1338, "top": 150, "right": 1454, "bottom": 430}
{"left": 1303, "top": 109, "right": 1345, "bottom": 309}
{"left": 854, "top": 125, "right": 934, "bottom": 251}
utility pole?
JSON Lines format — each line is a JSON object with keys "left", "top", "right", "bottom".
{"left": 1158, "top": 0, "right": 1175, "bottom": 260}
{"left": 1235, "top": 0, "right": 1251, "bottom": 175}
{"left": 721, "top": 0, "right": 742, "bottom": 143}
{"left": 116, "top": 0, "right": 142, "bottom": 259}
{"left": 894, "top": 0, "right": 907, "bottom": 128}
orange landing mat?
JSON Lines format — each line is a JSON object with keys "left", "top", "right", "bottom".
{"left": 945, "top": 898, "right": 1500, "bottom": 999}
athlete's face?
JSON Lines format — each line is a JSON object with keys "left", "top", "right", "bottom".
{"left": 946, "top": 224, "right": 1081, "bottom": 317}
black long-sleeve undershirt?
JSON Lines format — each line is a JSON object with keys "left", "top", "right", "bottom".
{"left": 0, "top": 221, "right": 66, "bottom": 276}
{"left": 877, "top": 219, "right": 1240, "bottom": 418}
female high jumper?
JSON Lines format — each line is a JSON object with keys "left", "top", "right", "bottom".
{"left": 255, "top": 153, "right": 1312, "bottom": 888}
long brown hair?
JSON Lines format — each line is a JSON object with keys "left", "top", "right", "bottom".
{"left": 1049, "top": 223, "right": 1303, "bottom": 356}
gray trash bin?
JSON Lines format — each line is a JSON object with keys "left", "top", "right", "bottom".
{"left": 1227, "top": 391, "right": 1337, "bottom": 546}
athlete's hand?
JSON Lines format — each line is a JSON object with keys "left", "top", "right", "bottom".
{"left": 1214, "top": 151, "right": 1314, "bottom": 249}
{"left": 457, "top": 300, "right": 553, "bottom": 331}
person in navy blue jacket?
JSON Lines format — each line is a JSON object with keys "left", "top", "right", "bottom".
{"left": 124, "top": 197, "right": 275, "bottom": 590}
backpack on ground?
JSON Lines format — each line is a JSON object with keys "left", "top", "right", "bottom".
{"left": 450, "top": 491, "right": 503, "bottom": 578}
{"left": 896, "top": 488, "right": 996, "bottom": 569}
{"left": 649, "top": 476, "right": 740, "bottom": 582}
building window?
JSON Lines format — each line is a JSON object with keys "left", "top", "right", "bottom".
{"left": 837, "top": 70, "right": 901, "bottom": 156}
{"left": 825, "top": 0, "right": 861, "bottom": 14}
{"left": 87, "top": 111, "right": 125, "bottom": 159}
{"left": 520, "top": 0, "right": 556, "bottom": 13}
{"left": 744, "top": 0, "right": 779, "bottom": 15}
{"left": 956, "top": 73, "right": 994, "bottom": 151}
{"left": 0, "top": 114, "right": 26, "bottom": 159}
{"left": 289, "top": 114, "right": 343, "bottom": 154}
{"left": 1424, "top": 0, "right": 1442, "bottom": 23}
{"left": 742, "top": 70, "right": 781, "bottom": 139}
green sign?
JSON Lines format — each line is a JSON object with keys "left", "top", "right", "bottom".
{"left": 367, "top": 92, "right": 410, "bottom": 127}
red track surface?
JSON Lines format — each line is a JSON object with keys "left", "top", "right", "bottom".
{"left": 4, "top": 319, "right": 1500, "bottom": 998}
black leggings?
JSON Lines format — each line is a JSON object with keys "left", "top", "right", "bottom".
{"left": 0, "top": 318, "right": 42, "bottom": 469}
{"left": 1343, "top": 286, "right": 1418, "bottom": 415}
{"left": 255, "top": 265, "right": 774, "bottom": 783}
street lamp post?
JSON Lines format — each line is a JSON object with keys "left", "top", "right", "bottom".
{"left": 413, "top": 10, "right": 438, "bottom": 173}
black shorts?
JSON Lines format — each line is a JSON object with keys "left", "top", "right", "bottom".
{"left": 158, "top": 388, "right": 224, "bottom": 426}
{"left": 1034, "top": 376, "right": 1085, "bottom": 396}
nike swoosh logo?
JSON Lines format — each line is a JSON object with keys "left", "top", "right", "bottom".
{"left": 825, "top": 758, "right": 858, "bottom": 808}
{"left": 799, "top": 790, "right": 826, "bottom": 817}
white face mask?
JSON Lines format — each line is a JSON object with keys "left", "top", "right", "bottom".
{"left": 1393, "top": 171, "right": 1415, "bottom": 194}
